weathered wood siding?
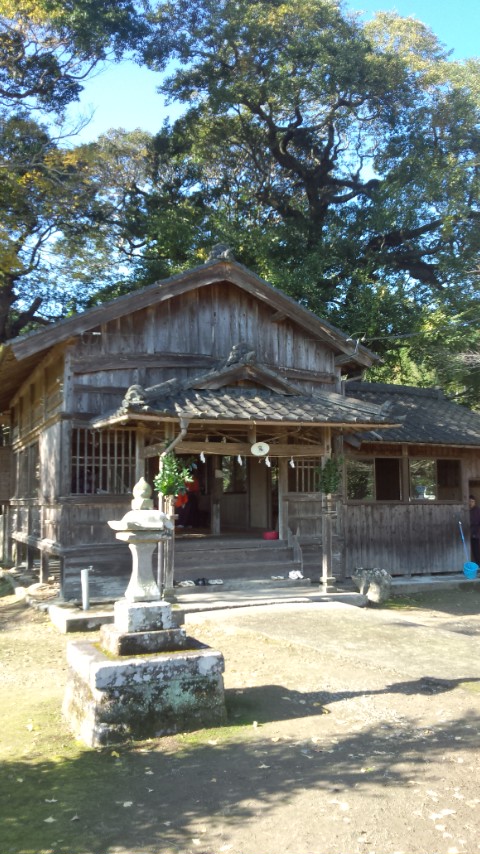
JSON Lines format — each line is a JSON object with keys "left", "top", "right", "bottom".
{"left": 70, "top": 281, "right": 337, "bottom": 416}
{"left": 0, "top": 447, "right": 12, "bottom": 501}
{"left": 59, "top": 498, "right": 130, "bottom": 547}
{"left": 11, "top": 350, "right": 65, "bottom": 446}
{"left": 40, "top": 424, "right": 61, "bottom": 502}
{"left": 284, "top": 492, "right": 323, "bottom": 538}
{"left": 343, "top": 502, "right": 466, "bottom": 575}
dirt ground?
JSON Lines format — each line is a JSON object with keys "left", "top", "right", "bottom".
{"left": 1, "top": 585, "right": 480, "bottom": 854}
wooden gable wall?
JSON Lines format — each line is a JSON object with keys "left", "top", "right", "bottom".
{"left": 71, "top": 280, "right": 340, "bottom": 418}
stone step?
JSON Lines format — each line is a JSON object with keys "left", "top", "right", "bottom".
{"left": 174, "top": 536, "right": 287, "bottom": 552}
{"left": 173, "top": 561, "right": 301, "bottom": 583}
{"left": 173, "top": 545, "right": 294, "bottom": 568}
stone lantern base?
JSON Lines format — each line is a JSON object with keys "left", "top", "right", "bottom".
{"left": 63, "top": 600, "right": 226, "bottom": 748}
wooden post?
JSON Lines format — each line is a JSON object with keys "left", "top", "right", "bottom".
{"left": 163, "top": 496, "right": 176, "bottom": 598}
{"left": 211, "top": 455, "right": 222, "bottom": 535}
{"left": 321, "top": 494, "right": 336, "bottom": 591}
{"left": 278, "top": 457, "right": 288, "bottom": 540}
{"left": 39, "top": 551, "right": 49, "bottom": 584}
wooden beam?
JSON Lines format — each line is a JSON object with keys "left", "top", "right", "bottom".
{"left": 143, "top": 440, "right": 326, "bottom": 458}
{"left": 270, "top": 311, "right": 287, "bottom": 323}
{"left": 277, "top": 367, "right": 336, "bottom": 384}
{"left": 71, "top": 353, "right": 216, "bottom": 374}
{"left": 73, "top": 383, "right": 126, "bottom": 395}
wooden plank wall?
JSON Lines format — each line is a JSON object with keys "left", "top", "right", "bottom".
{"left": 71, "top": 281, "right": 337, "bottom": 416}
{"left": 343, "top": 502, "right": 467, "bottom": 575}
{"left": 59, "top": 498, "right": 130, "bottom": 548}
{"left": 0, "top": 447, "right": 12, "bottom": 501}
{"left": 284, "top": 493, "right": 323, "bottom": 538}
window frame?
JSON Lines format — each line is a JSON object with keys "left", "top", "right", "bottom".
{"left": 345, "top": 454, "right": 462, "bottom": 504}
{"left": 70, "top": 427, "right": 136, "bottom": 496}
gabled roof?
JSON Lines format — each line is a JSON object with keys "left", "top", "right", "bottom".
{"left": 149, "top": 343, "right": 305, "bottom": 396}
{"left": 92, "top": 364, "right": 397, "bottom": 431}
{"left": 346, "top": 382, "right": 480, "bottom": 447}
{"left": 0, "top": 256, "right": 379, "bottom": 411}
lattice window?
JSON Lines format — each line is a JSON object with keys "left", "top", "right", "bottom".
{"left": 288, "top": 458, "right": 319, "bottom": 492}
{"left": 71, "top": 428, "right": 136, "bottom": 495}
{"left": 16, "top": 443, "right": 39, "bottom": 498}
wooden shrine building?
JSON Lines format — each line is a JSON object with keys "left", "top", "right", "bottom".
{"left": 0, "top": 247, "right": 479, "bottom": 598}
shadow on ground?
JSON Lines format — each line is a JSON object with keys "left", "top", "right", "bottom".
{"left": 2, "top": 699, "right": 480, "bottom": 854}
{"left": 229, "top": 676, "right": 480, "bottom": 725}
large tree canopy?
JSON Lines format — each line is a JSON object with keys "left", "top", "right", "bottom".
{"left": 0, "top": 0, "right": 149, "bottom": 113}
{"left": 1, "top": 0, "right": 480, "bottom": 404}
{"left": 140, "top": 0, "right": 480, "bottom": 299}
{"left": 0, "top": 0, "right": 151, "bottom": 338}
{"left": 114, "top": 0, "right": 479, "bottom": 399}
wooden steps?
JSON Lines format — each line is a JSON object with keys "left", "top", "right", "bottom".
{"left": 173, "top": 536, "right": 301, "bottom": 583}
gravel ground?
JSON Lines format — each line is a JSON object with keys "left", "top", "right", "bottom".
{"left": 1, "top": 585, "right": 480, "bottom": 854}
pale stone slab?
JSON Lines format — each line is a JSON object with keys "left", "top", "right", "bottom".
{"left": 100, "top": 624, "right": 189, "bottom": 656}
{"left": 49, "top": 603, "right": 114, "bottom": 633}
{"left": 114, "top": 599, "right": 176, "bottom": 633}
{"left": 66, "top": 640, "right": 224, "bottom": 692}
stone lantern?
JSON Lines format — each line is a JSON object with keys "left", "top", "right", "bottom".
{"left": 108, "top": 477, "right": 173, "bottom": 602}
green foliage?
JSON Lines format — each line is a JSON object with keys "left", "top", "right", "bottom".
{"left": 2, "top": 0, "right": 480, "bottom": 404}
{"left": 153, "top": 452, "right": 193, "bottom": 496}
{"left": 130, "top": 0, "right": 480, "bottom": 400}
{"left": 0, "top": 0, "right": 149, "bottom": 114}
{"left": 316, "top": 456, "right": 343, "bottom": 496}
{"left": 0, "top": 113, "right": 132, "bottom": 339}
{"left": 0, "top": 0, "right": 151, "bottom": 339}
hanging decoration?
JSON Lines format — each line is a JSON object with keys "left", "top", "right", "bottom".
{"left": 265, "top": 456, "right": 271, "bottom": 467}
{"left": 289, "top": 457, "right": 295, "bottom": 468}
{"left": 251, "top": 441, "right": 270, "bottom": 457}
{"left": 200, "top": 451, "right": 206, "bottom": 463}
{"left": 237, "top": 455, "right": 243, "bottom": 465}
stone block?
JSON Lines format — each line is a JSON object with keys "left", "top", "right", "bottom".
{"left": 114, "top": 599, "right": 176, "bottom": 633}
{"left": 49, "top": 604, "right": 114, "bottom": 633}
{"left": 63, "top": 640, "right": 226, "bottom": 747}
{"left": 100, "top": 625, "right": 190, "bottom": 656}
{"left": 352, "top": 567, "right": 392, "bottom": 604}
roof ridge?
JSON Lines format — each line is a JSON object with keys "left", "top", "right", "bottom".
{"left": 347, "top": 382, "right": 444, "bottom": 399}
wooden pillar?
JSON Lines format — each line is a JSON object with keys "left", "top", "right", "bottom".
{"left": 136, "top": 428, "right": 146, "bottom": 482}
{"left": 26, "top": 544, "right": 35, "bottom": 573}
{"left": 40, "top": 551, "right": 49, "bottom": 584}
{"left": 163, "top": 496, "right": 176, "bottom": 599}
{"left": 321, "top": 495, "right": 336, "bottom": 591}
{"left": 278, "top": 457, "right": 288, "bottom": 540}
{"left": 211, "top": 455, "right": 222, "bottom": 535}
{"left": 401, "top": 444, "right": 409, "bottom": 502}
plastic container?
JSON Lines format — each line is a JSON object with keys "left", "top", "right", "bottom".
{"left": 263, "top": 531, "right": 279, "bottom": 540}
{"left": 463, "top": 561, "right": 478, "bottom": 579}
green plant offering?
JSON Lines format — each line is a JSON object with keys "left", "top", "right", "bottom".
{"left": 316, "top": 456, "right": 343, "bottom": 495}
{"left": 153, "top": 452, "right": 193, "bottom": 496}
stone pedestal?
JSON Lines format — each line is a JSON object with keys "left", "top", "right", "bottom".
{"left": 63, "top": 599, "right": 226, "bottom": 747}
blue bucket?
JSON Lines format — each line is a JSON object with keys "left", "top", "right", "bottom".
{"left": 463, "top": 561, "right": 478, "bottom": 579}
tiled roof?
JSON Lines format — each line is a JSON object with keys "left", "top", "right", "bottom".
{"left": 346, "top": 382, "right": 480, "bottom": 446}
{"left": 93, "top": 385, "right": 395, "bottom": 428}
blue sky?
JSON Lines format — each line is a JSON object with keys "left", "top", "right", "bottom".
{"left": 70, "top": 0, "right": 480, "bottom": 142}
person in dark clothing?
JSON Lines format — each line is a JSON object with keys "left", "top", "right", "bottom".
{"left": 469, "top": 495, "right": 480, "bottom": 564}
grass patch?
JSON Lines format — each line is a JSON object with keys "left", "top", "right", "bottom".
{"left": 383, "top": 595, "right": 423, "bottom": 610}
